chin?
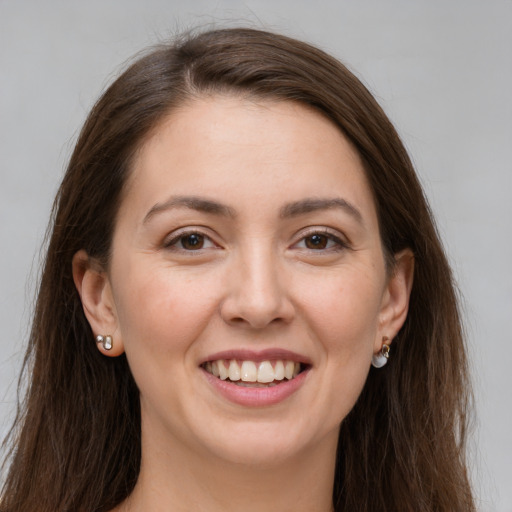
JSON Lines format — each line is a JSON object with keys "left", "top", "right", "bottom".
{"left": 196, "top": 419, "right": 334, "bottom": 468}
{"left": 211, "top": 440, "right": 303, "bottom": 468}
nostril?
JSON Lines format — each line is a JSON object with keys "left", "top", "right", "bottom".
{"left": 225, "top": 314, "right": 289, "bottom": 329}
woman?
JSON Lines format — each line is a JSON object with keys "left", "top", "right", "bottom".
{"left": 0, "top": 28, "right": 475, "bottom": 511}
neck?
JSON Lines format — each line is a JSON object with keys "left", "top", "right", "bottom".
{"left": 118, "top": 424, "right": 338, "bottom": 512}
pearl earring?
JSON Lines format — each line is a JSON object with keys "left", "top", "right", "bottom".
{"left": 96, "top": 334, "right": 113, "bottom": 351}
{"left": 371, "top": 337, "right": 390, "bottom": 368}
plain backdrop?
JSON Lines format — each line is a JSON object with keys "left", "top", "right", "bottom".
{"left": 1, "top": 1, "right": 511, "bottom": 510}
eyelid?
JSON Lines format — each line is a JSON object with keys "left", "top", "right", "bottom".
{"left": 161, "top": 225, "right": 349, "bottom": 252}
{"left": 292, "top": 227, "right": 350, "bottom": 251}
{"left": 163, "top": 227, "right": 221, "bottom": 251}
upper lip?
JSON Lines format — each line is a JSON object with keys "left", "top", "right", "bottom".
{"left": 200, "top": 348, "right": 312, "bottom": 365}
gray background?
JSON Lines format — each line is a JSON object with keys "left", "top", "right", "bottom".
{"left": 1, "top": 1, "right": 510, "bottom": 510}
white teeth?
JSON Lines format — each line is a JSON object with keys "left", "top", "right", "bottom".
{"left": 274, "top": 360, "right": 285, "bottom": 380}
{"left": 241, "top": 361, "right": 257, "bottom": 382}
{"left": 228, "top": 360, "right": 241, "bottom": 381}
{"left": 284, "top": 361, "right": 295, "bottom": 380}
{"left": 205, "top": 358, "right": 304, "bottom": 384}
{"left": 257, "top": 361, "right": 275, "bottom": 383}
{"left": 218, "top": 360, "right": 228, "bottom": 380}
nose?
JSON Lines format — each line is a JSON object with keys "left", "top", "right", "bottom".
{"left": 220, "top": 244, "right": 295, "bottom": 329}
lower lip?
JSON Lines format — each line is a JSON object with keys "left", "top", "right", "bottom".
{"left": 202, "top": 368, "right": 309, "bottom": 407}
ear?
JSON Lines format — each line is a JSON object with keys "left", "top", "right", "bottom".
{"left": 375, "top": 249, "right": 414, "bottom": 353}
{"left": 72, "top": 250, "right": 124, "bottom": 357}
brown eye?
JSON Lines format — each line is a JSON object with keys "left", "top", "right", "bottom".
{"left": 164, "top": 231, "right": 217, "bottom": 252}
{"left": 180, "top": 233, "right": 204, "bottom": 250}
{"left": 304, "top": 234, "right": 329, "bottom": 249}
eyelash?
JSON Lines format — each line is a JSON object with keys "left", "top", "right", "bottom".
{"left": 163, "top": 229, "right": 218, "bottom": 252}
{"left": 163, "top": 228, "right": 348, "bottom": 253}
{"left": 293, "top": 229, "right": 349, "bottom": 252}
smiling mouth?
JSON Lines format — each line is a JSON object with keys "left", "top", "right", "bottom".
{"left": 202, "top": 359, "right": 306, "bottom": 387}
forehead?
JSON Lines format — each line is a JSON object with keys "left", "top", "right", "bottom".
{"left": 121, "top": 95, "right": 377, "bottom": 223}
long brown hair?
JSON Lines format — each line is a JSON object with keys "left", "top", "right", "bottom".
{"left": 1, "top": 28, "right": 475, "bottom": 511}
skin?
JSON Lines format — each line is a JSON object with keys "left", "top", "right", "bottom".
{"left": 73, "top": 96, "right": 414, "bottom": 512}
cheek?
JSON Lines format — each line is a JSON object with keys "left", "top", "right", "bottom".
{"left": 296, "top": 266, "right": 384, "bottom": 410}
{"left": 299, "top": 266, "right": 384, "bottom": 346}
{"left": 299, "top": 275, "right": 381, "bottom": 426}
{"left": 113, "top": 262, "right": 221, "bottom": 357}
{"left": 112, "top": 264, "right": 224, "bottom": 420}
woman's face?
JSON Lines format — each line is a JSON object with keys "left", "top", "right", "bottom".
{"left": 89, "top": 96, "right": 410, "bottom": 466}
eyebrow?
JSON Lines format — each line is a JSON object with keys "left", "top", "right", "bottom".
{"left": 143, "top": 195, "right": 236, "bottom": 224}
{"left": 143, "top": 195, "right": 363, "bottom": 224}
{"left": 279, "top": 198, "right": 363, "bottom": 223}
